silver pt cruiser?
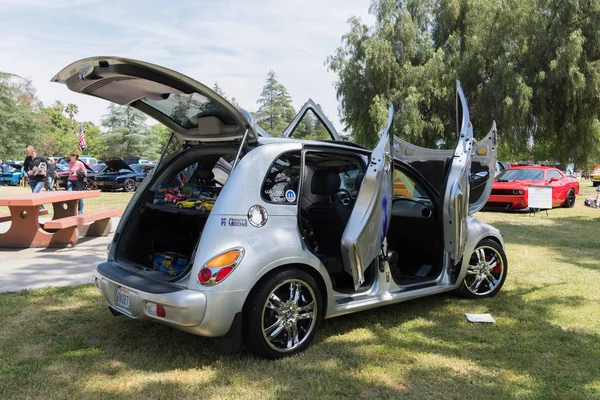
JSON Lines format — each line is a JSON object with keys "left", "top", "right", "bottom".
{"left": 53, "top": 57, "right": 507, "bottom": 358}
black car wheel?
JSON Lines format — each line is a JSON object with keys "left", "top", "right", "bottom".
{"left": 193, "top": 204, "right": 199, "bottom": 211}
{"left": 563, "top": 189, "right": 576, "bottom": 208}
{"left": 458, "top": 239, "right": 508, "bottom": 299}
{"left": 123, "top": 178, "right": 136, "bottom": 192}
{"left": 243, "top": 268, "right": 322, "bottom": 359}
{"left": 177, "top": 203, "right": 183, "bottom": 209}
{"left": 200, "top": 206, "right": 207, "bottom": 212}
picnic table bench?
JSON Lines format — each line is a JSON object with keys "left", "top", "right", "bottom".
{"left": 0, "top": 190, "right": 121, "bottom": 248}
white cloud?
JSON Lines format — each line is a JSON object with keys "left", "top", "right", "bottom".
{"left": 0, "top": 0, "right": 374, "bottom": 133}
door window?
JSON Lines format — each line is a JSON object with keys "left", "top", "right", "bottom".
{"left": 393, "top": 169, "right": 430, "bottom": 200}
{"left": 546, "top": 170, "right": 562, "bottom": 181}
{"left": 261, "top": 152, "right": 302, "bottom": 204}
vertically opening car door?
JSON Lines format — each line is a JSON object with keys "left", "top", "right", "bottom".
{"left": 340, "top": 105, "right": 394, "bottom": 290}
{"left": 392, "top": 82, "right": 492, "bottom": 267}
{"left": 392, "top": 82, "right": 496, "bottom": 213}
{"left": 282, "top": 99, "right": 341, "bottom": 141}
{"left": 469, "top": 122, "right": 497, "bottom": 213}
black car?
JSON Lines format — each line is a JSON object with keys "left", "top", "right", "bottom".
{"left": 95, "top": 159, "right": 155, "bottom": 192}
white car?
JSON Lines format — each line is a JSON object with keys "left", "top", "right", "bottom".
{"left": 53, "top": 57, "right": 507, "bottom": 358}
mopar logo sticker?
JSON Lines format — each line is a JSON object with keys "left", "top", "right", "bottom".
{"left": 285, "top": 189, "right": 296, "bottom": 202}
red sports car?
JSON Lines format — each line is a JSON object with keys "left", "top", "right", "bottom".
{"left": 164, "top": 190, "right": 187, "bottom": 204}
{"left": 484, "top": 166, "right": 579, "bottom": 211}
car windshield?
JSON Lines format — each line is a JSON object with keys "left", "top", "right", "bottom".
{"left": 92, "top": 164, "right": 106, "bottom": 173}
{"left": 496, "top": 169, "right": 544, "bottom": 181}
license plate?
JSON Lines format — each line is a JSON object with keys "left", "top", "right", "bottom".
{"left": 115, "top": 287, "right": 130, "bottom": 311}
{"left": 96, "top": 182, "right": 104, "bottom": 186}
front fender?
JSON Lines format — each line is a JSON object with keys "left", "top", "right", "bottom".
{"left": 453, "top": 216, "right": 505, "bottom": 287}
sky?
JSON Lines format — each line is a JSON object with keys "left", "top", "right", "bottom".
{"left": 0, "top": 0, "right": 374, "bottom": 132}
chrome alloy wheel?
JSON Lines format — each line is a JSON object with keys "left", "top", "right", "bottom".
{"left": 464, "top": 246, "right": 505, "bottom": 296}
{"left": 124, "top": 178, "right": 136, "bottom": 192}
{"left": 261, "top": 279, "right": 317, "bottom": 352}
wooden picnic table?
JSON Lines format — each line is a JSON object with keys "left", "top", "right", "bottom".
{"left": 0, "top": 190, "right": 119, "bottom": 248}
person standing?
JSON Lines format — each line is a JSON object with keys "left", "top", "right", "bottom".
{"left": 46, "top": 158, "right": 56, "bottom": 191}
{"left": 23, "top": 145, "right": 48, "bottom": 194}
{"left": 67, "top": 151, "right": 87, "bottom": 214}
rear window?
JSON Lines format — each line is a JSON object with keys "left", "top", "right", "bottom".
{"left": 262, "top": 152, "right": 301, "bottom": 204}
{"left": 496, "top": 169, "right": 544, "bottom": 181}
{"left": 140, "top": 93, "right": 220, "bottom": 129}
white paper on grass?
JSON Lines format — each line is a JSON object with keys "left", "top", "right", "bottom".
{"left": 465, "top": 313, "right": 496, "bottom": 323}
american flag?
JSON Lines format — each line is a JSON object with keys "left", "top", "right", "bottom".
{"left": 78, "top": 123, "right": 86, "bottom": 151}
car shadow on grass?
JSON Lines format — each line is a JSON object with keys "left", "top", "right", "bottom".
{"left": 2, "top": 283, "right": 598, "bottom": 399}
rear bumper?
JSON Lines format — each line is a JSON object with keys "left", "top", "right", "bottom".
{"left": 483, "top": 194, "right": 528, "bottom": 210}
{"left": 94, "top": 262, "right": 247, "bottom": 337}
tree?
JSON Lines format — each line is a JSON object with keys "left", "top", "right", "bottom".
{"left": 328, "top": 0, "right": 600, "bottom": 165}
{"left": 254, "top": 70, "right": 296, "bottom": 135}
{"left": 65, "top": 103, "right": 79, "bottom": 128}
{"left": 212, "top": 82, "right": 227, "bottom": 100}
{"left": 99, "top": 104, "right": 160, "bottom": 159}
{"left": 0, "top": 72, "right": 43, "bottom": 159}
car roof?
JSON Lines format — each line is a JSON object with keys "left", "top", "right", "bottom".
{"left": 503, "top": 165, "right": 559, "bottom": 171}
{"left": 257, "top": 136, "right": 371, "bottom": 156}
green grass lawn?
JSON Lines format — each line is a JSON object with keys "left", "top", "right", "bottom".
{"left": 1, "top": 182, "right": 600, "bottom": 399}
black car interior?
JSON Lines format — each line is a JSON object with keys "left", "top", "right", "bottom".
{"left": 299, "top": 152, "right": 446, "bottom": 291}
{"left": 116, "top": 147, "right": 237, "bottom": 280}
{"left": 386, "top": 164, "right": 444, "bottom": 285}
{"left": 299, "top": 152, "right": 374, "bottom": 292}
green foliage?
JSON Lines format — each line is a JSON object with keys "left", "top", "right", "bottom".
{"left": 64, "top": 103, "right": 79, "bottom": 128}
{"left": 212, "top": 82, "right": 227, "bottom": 100}
{"left": 290, "top": 108, "right": 333, "bottom": 141}
{"left": 255, "top": 70, "right": 296, "bottom": 135}
{"left": 98, "top": 104, "right": 160, "bottom": 159}
{"left": 328, "top": 0, "right": 600, "bottom": 164}
{"left": 0, "top": 72, "right": 43, "bottom": 160}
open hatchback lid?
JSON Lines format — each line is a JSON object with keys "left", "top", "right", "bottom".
{"left": 51, "top": 57, "right": 255, "bottom": 143}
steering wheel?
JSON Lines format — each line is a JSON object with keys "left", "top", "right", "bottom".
{"left": 333, "top": 189, "right": 352, "bottom": 205}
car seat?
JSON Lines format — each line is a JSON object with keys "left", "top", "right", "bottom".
{"left": 306, "top": 169, "right": 352, "bottom": 275}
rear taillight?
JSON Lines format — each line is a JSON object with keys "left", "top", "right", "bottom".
{"left": 198, "top": 268, "right": 212, "bottom": 283}
{"left": 197, "top": 248, "right": 244, "bottom": 286}
{"left": 146, "top": 302, "right": 167, "bottom": 318}
{"left": 215, "top": 266, "right": 234, "bottom": 282}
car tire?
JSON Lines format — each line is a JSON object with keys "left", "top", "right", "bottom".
{"left": 243, "top": 268, "right": 322, "bottom": 359}
{"left": 123, "top": 178, "right": 136, "bottom": 192}
{"left": 193, "top": 205, "right": 199, "bottom": 211}
{"left": 457, "top": 239, "right": 508, "bottom": 299}
{"left": 563, "top": 189, "right": 576, "bottom": 208}
{"left": 176, "top": 203, "right": 183, "bottom": 209}
{"left": 594, "top": 182, "right": 600, "bottom": 187}
{"left": 200, "top": 206, "right": 207, "bottom": 212}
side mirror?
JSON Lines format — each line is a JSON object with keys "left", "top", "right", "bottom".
{"left": 470, "top": 170, "right": 490, "bottom": 189}
{"left": 549, "top": 177, "right": 559, "bottom": 183}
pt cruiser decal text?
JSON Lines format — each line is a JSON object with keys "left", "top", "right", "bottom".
{"left": 221, "top": 218, "right": 248, "bottom": 227}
